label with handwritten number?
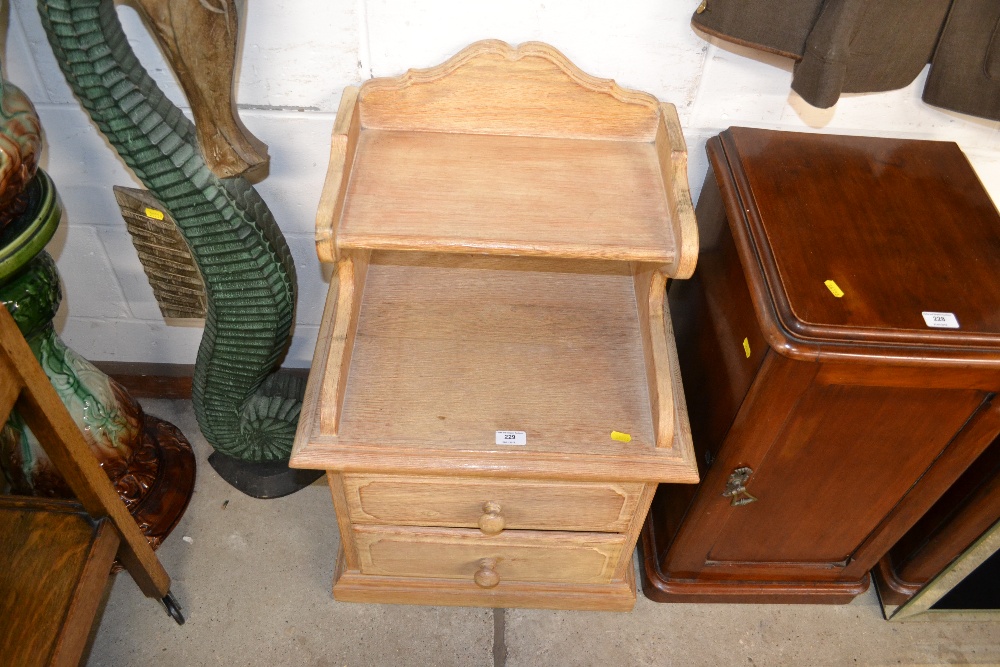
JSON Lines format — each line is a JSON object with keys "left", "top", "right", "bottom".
{"left": 742, "top": 337, "right": 751, "bottom": 358}
{"left": 496, "top": 430, "right": 526, "bottom": 446}
{"left": 824, "top": 280, "right": 845, "bottom": 298}
{"left": 922, "top": 312, "right": 960, "bottom": 329}
{"left": 144, "top": 207, "right": 165, "bottom": 220}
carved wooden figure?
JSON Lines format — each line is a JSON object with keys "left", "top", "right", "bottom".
{"left": 40, "top": 0, "right": 317, "bottom": 497}
{"left": 131, "top": 0, "right": 268, "bottom": 178}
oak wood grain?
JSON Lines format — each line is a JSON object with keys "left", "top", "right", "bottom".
{"left": 0, "top": 361, "right": 21, "bottom": 420}
{"left": 0, "top": 498, "right": 118, "bottom": 667}
{"left": 314, "top": 41, "right": 695, "bottom": 273}
{"left": 342, "top": 474, "right": 642, "bottom": 533}
{"left": 49, "top": 520, "right": 118, "bottom": 667}
{"left": 298, "top": 41, "right": 701, "bottom": 611}
{"left": 656, "top": 104, "right": 698, "bottom": 279}
{"left": 334, "top": 253, "right": 653, "bottom": 451}
{"left": 315, "top": 86, "right": 359, "bottom": 263}
{"left": 334, "top": 545, "right": 637, "bottom": 611}
{"left": 634, "top": 266, "right": 674, "bottom": 448}
{"left": 337, "top": 130, "right": 674, "bottom": 263}
{"left": 357, "top": 40, "right": 660, "bottom": 141}
{"left": 327, "top": 472, "right": 360, "bottom": 570}
{"left": 662, "top": 285, "right": 697, "bottom": 473}
{"left": 614, "top": 483, "right": 657, "bottom": 580}
{"left": 291, "top": 255, "right": 699, "bottom": 482}
{"left": 353, "top": 525, "right": 624, "bottom": 585}
{"left": 292, "top": 260, "right": 342, "bottom": 463}
{"left": 319, "top": 250, "right": 368, "bottom": 434}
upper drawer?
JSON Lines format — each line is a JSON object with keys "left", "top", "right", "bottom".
{"left": 342, "top": 474, "right": 644, "bottom": 534}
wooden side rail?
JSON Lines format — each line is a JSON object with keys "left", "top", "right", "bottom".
{"left": 655, "top": 103, "right": 698, "bottom": 279}
{"left": 316, "top": 86, "right": 360, "bottom": 263}
{"left": 319, "top": 250, "right": 369, "bottom": 434}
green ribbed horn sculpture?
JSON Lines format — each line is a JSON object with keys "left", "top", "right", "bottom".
{"left": 38, "top": 0, "right": 307, "bottom": 477}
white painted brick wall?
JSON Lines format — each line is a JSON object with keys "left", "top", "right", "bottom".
{"left": 4, "top": 1, "right": 1000, "bottom": 367}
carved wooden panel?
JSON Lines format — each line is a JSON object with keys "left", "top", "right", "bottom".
{"left": 113, "top": 186, "right": 207, "bottom": 320}
{"left": 358, "top": 40, "right": 661, "bottom": 141}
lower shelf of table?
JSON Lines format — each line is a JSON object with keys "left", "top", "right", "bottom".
{"left": 333, "top": 546, "right": 637, "bottom": 611}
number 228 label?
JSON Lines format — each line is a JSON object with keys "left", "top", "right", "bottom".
{"left": 495, "top": 430, "right": 527, "bottom": 445}
{"left": 921, "top": 312, "right": 960, "bottom": 329}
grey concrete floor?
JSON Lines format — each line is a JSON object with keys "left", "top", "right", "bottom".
{"left": 86, "top": 399, "right": 1000, "bottom": 666}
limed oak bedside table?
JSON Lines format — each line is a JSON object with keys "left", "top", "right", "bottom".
{"left": 290, "top": 40, "right": 699, "bottom": 611}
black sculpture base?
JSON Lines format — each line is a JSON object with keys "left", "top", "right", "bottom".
{"left": 208, "top": 451, "right": 323, "bottom": 499}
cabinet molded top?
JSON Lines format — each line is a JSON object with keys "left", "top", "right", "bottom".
{"left": 712, "top": 127, "right": 1000, "bottom": 365}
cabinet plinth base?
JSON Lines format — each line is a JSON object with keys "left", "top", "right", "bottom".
{"left": 639, "top": 526, "right": 869, "bottom": 604}
{"left": 871, "top": 556, "right": 922, "bottom": 606}
{"left": 332, "top": 547, "right": 636, "bottom": 611}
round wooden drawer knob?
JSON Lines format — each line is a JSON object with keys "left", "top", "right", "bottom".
{"left": 478, "top": 501, "right": 505, "bottom": 535}
{"left": 474, "top": 558, "right": 500, "bottom": 589}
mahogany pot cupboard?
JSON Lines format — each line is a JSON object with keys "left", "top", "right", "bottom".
{"left": 641, "top": 127, "right": 1000, "bottom": 603}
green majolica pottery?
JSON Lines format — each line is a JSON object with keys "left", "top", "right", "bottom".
{"left": 0, "top": 168, "right": 195, "bottom": 544}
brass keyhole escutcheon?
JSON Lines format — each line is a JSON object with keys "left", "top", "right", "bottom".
{"left": 474, "top": 558, "right": 500, "bottom": 588}
{"left": 722, "top": 466, "right": 758, "bottom": 507}
{"left": 478, "top": 501, "right": 505, "bottom": 535}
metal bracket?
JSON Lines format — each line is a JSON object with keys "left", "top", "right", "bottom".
{"left": 722, "top": 466, "right": 758, "bottom": 507}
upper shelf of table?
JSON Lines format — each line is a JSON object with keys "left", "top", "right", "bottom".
{"left": 316, "top": 40, "right": 698, "bottom": 278}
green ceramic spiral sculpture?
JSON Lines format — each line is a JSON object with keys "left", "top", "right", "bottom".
{"left": 38, "top": 0, "right": 303, "bottom": 461}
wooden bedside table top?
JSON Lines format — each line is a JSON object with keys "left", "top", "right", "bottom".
{"left": 315, "top": 39, "right": 697, "bottom": 279}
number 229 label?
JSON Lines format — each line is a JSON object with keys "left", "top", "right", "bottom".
{"left": 495, "top": 430, "right": 527, "bottom": 446}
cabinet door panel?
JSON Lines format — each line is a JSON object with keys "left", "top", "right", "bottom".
{"left": 705, "top": 383, "right": 986, "bottom": 568}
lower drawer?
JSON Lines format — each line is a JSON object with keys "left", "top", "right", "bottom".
{"left": 342, "top": 474, "right": 643, "bottom": 533}
{"left": 352, "top": 525, "right": 625, "bottom": 586}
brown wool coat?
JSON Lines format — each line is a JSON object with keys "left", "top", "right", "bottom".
{"left": 692, "top": 0, "right": 1000, "bottom": 121}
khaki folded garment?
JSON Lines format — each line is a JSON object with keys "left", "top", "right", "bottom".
{"left": 692, "top": 0, "right": 1000, "bottom": 121}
